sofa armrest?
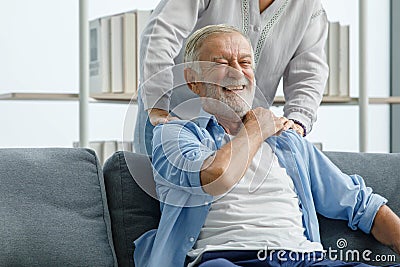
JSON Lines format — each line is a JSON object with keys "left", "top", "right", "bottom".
{"left": 0, "top": 148, "right": 117, "bottom": 266}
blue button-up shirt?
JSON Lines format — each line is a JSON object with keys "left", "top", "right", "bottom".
{"left": 134, "top": 114, "right": 387, "bottom": 267}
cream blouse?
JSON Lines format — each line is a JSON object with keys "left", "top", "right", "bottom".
{"left": 140, "top": 0, "right": 329, "bottom": 133}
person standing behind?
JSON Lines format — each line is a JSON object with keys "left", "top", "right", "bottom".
{"left": 134, "top": 0, "right": 329, "bottom": 155}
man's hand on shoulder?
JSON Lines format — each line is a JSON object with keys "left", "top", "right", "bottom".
{"left": 278, "top": 120, "right": 305, "bottom": 137}
{"left": 148, "top": 108, "right": 180, "bottom": 126}
{"left": 291, "top": 121, "right": 305, "bottom": 137}
{"left": 242, "top": 108, "right": 291, "bottom": 140}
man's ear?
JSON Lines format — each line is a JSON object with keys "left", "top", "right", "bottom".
{"left": 184, "top": 67, "right": 200, "bottom": 94}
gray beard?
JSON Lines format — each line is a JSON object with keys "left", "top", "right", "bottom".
{"left": 202, "top": 83, "right": 253, "bottom": 119}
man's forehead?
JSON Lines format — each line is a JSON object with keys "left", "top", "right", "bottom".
{"left": 199, "top": 32, "right": 252, "bottom": 57}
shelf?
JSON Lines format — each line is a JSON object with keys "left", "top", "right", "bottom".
{"left": 0, "top": 92, "right": 137, "bottom": 103}
{"left": 90, "top": 94, "right": 356, "bottom": 104}
{"left": 273, "top": 96, "right": 357, "bottom": 105}
{"left": 2, "top": 92, "right": 400, "bottom": 105}
{"left": 90, "top": 93, "right": 137, "bottom": 103}
{"left": 275, "top": 96, "right": 400, "bottom": 105}
{"left": 369, "top": 97, "right": 400, "bottom": 104}
{"left": 0, "top": 92, "right": 79, "bottom": 101}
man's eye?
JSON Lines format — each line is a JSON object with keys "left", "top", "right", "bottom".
{"left": 212, "top": 62, "right": 228, "bottom": 69}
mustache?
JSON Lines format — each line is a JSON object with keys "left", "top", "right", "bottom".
{"left": 198, "top": 77, "right": 251, "bottom": 88}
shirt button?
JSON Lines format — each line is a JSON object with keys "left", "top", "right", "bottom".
{"left": 189, "top": 237, "right": 195, "bottom": 242}
{"left": 254, "top": 25, "right": 261, "bottom": 31}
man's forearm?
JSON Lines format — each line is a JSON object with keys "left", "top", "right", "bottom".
{"left": 371, "top": 205, "right": 400, "bottom": 254}
{"left": 200, "top": 122, "right": 263, "bottom": 196}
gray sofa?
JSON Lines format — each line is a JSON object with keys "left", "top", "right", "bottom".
{"left": 0, "top": 148, "right": 399, "bottom": 266}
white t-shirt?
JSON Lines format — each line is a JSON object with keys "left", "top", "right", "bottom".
{"left": 187, "top": 140, "right": 323, "bottom": 266}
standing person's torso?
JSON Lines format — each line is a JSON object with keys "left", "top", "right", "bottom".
{"left": 168, "top": 0, "right": 316, "bottom": 109}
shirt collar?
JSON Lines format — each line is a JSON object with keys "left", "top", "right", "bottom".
{"left": 196, "top": 109, "right": 219, "bottom": 129}
{"left": 195, "top": 109, "right": 226, "bottom": 149}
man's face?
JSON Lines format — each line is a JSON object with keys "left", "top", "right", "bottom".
{"left": 195, "top": 32, "right": 255, "bottom": 119}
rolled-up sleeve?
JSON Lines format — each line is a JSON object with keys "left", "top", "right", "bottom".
{"left": 305, "top": 141, "right": 388, "bottom": 234}
{"left": 152, "top": 121, "right": 215, "bottom": 206}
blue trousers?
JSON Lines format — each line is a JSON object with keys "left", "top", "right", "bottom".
{"left": 197, "top": 250, "right": 400, "bottom": 267}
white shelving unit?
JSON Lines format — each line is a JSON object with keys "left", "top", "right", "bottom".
{"left": 79, "top": 0, "right": 89, "bottom": 148}
{"left": 3, "top": 92, "right": 399, "bottom": 105}
{"left": 2, "top": 0, "right": 397, "bottom": 152}
{"left": 359, "top": 0, "right": 368, "bottom": 152}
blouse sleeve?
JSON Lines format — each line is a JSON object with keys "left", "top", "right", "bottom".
{"left": 140, "top": 0, "right": 209, "bottom": 111}
{"left": 283, "top": 1, "right": 329, "bottom": 134}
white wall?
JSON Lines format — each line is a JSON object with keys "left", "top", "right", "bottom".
{"left": 0, "top": 0, "right": 156, "bottom": 148}
{"left": 277, "top": 0, "right": 390, "bottom": 152}
{"left": 314, "top": 0, "right": 391, "bottom": 152}
{"left": 0, "top": 0, "right": 392, "bottom": 152}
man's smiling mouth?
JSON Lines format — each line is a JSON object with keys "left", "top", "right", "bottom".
{"left": 222, "top": 85, "right": 246, "bottom": 91}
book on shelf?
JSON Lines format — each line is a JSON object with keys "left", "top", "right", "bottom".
{"left": 135, "top": 10, "right": 152, "bottom": 90}
{"left": 123, "top": 12, "right": 137, "bottom": 96}
{"left": 339, "top": 25, "right": 350, "bottom": 97}
{"left": 89, "top": 17, "right": 111, "bottom": 93}
{"left": 328, "top": 21, "right": 340, "bottom": 96}
{"left": 313, "top": 142, "right": 323, "bottom": 151}
{"left": 73, "top": 141, "right": 104, "bottom": 163}
{"left": 89, "top": 10, "right": 152, "bottom": 98}
{"left": 117, "top": 141, "right": 133, "bottom": 152}
{"left": 324, "top": 21, "right": 350, "bottom": 98}
{"left": 73, "top": 140, "right": 133, "bottom": 165}
{"left": 111, "top": 15, "right": 124, "bottom": 93}
{"left": 323, "top": 38, "right": 329, "bottom": 96}
{"left": 103, "top": 140, "right": 118, "bottom": 163}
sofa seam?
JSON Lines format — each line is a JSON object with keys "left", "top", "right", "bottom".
{"left": 118, "top": 151, "right": 131, "bottom": 263}
{"left": 95, "top": 149, "right": 119, "bottom": 266}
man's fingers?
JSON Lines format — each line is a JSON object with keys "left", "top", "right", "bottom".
{"left": 278, "top": 117, "right": 290, "bottom": 129}
{"left": 283, "top": 119, "right": 294, "bottom": 131}
{"left": 166, "top": 116, "right": 180, "bottom": 121}
{"left": 274, "top": 117, "right": 288, "bottom": 135}
{"left": 290, "top": 120, "right": 305, "bottom": 136}
{"left": 152, "top": 115, "right": 180, "bottom": 126}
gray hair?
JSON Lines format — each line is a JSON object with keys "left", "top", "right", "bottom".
{"left": 184, "top": 24, "right": 254, "bottom": 69}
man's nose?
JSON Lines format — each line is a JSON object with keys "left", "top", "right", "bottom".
{"left": 227, "top": 62, "right": 244, "bottom": 79}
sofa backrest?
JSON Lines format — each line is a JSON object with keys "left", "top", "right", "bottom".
{"left": 104, "top": 151, "right": 400, "bottom": 266}
{"left": 103, "top": 151, "right": 160, "bottom": 267}
{"left": 0, "top": 148, "right": 117, "bottom": 266}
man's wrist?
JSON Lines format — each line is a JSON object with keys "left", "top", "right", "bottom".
{"left": 291, "top": 119, "right": 307, "bottom": 137}
{"left": 241, "top": 120, "right": 264, "bottom": 145}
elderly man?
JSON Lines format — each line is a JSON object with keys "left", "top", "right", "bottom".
{"left": 134, "top": 25, "right": 400, "bottom": 267}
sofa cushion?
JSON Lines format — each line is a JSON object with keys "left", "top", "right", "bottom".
{"left": 322, "top": 152, "right": 400, "bottom": 264}
{"left": 103, "top": 150, "right": 400, "bottom": 265}
{"left": 0, "top": 148, "right": 117, "bottom": 266}
{"left": 103, "top": 151, "right": 161, "bottom": 267}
